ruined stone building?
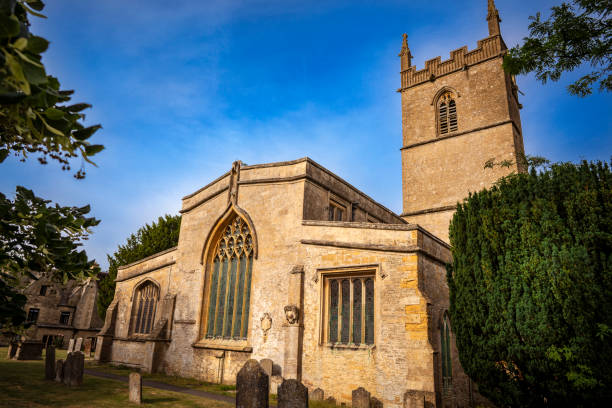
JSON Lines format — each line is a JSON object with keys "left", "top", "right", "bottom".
{"left": 96, "top": 2, "right": 524, "bottom": 407}
{"left": 20, "top": 276, "right": 104, "bottom": 348}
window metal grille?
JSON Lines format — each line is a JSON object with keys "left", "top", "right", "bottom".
{"left": 206, "top": 216, "right": 254, "bottom": 340}
{"left": 326, "top": 275, "right": 374, "bottom": 345}
{"left": 438, "top": 92, "right": 458, "bottom": 134}
{"left": 133, "top": 282, "right": 159, "bottom": 334}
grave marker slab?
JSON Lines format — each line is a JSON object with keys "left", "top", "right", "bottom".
{"left": 278, "top": 379, "right": 308, "bottom": 408}
{"left": 236, "top": 359, "right": 269, "bottom": 408}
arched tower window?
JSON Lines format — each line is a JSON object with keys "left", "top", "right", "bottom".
{"left": 438, "top": 92, "right": 458, "bottom": 135}
{"left": 205, "top": 215, "right": 254, "bottom": 340}
{"left": 441, "top": 313, "right": 453, "bottom": 392}
{"left": 132, "top": 281, "right": 160, "bottom": 335}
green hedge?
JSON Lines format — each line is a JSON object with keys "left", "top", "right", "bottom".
{"left": 447, "top": 160, "right": 612, "bottom": 407}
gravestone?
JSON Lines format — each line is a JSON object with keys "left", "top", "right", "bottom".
{"left": 129, "top": 372, "right": 142, "bottom": 404}
{"left": 54, "top": 360, "right": 64, "bottom": 383}
{"left": 310, "top": 388, "right": 324, "bottom": 401}
{"left": 45, "top": 346, "right": 55, "bottom": 380}
{"left": 236, "top": 359, "right": 269, "bottom": 408}
{"left": 83, "top": 338, "right": 92, "bottom": 356}
{"left": 67, "top": 338, "right": 75, "bottom": 353}
{"left": 371, "top": 397, "right": 384, "bottom": 408}
{"left": 259, "top": 358, "right": 273, "bottom": 377}
{"left": 74, "top": 337, "right": 83, "bottom": 352}
{"left": 16, "top": 341, "right": 43, "bottom": 360}
{"left": 352, "top": 387, "right": 371, "bottom": 408}
{"left": 63, "top": 351, "right": 84, "bottom": 387}
{"left": 325, "top": 396, "right": 336, "bottom": 405}
{"left": 278, "top": 379, "right": 308, "bottom": 408}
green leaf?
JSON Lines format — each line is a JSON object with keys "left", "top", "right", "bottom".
{"left": 66, "top": 103, "right": 92, "bottom": 113}
{"left": 5, "top": 53, "right": 31, "bottom": 94}
{"left": 43, "top": 107, "right": 64, "bottom": 121}
{"left": 20, "top": 1, "right": 46, "bottom": 18}
{"left": 14, "top": 48, "right": 43, "bottom": 67}
{"left": 12, "top": 37, "right": 27, "bottom": 51}
{"left": 0, "top": 149, "right": 9, "bottom": 163}
{"left": 72, "top": 124, "right": 101, "bottom": 141}
{"left": 22, "top": 61, "right": 47, "bottom": 85}
{"left": 25, "top": 0, "right": 45, "bottom": 11}
{"left": 84, "top": 144, "right": 104, "bottom": 156}
{"left": 0, "top": 14, "right": 20, "bottom": 38}
{"left": 25, "top": 35, "right": 49, "bottom": 54}
{"left": 36, "top": 111, "right": 64, "bottom": 136}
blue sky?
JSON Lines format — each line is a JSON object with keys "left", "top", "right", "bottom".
{"left": 2, "top": 0, "right": 610, "bottom": 269}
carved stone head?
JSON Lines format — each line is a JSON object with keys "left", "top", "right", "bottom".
{"left": 284, "top": 305, "right": 299, "bottom": 325}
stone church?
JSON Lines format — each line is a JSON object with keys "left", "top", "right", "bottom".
{"left": 96, "top": 2, "right": 524, "bottom": 407}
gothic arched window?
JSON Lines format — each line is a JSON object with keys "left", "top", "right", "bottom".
{"left": 205, "top": 215, "right": 254, "bottom": 340}
{"left": 441, "top": 313, "right": 453, "bottom": 391}
{"left": 438, "top": 92, "right": 458, "bottom": 135}
{"left": 132, "top": 281, "right": 159, "bottom": 335}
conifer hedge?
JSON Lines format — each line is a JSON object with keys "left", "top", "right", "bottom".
{"left": 447, "top": 160, "right": 612, "bottom": 407}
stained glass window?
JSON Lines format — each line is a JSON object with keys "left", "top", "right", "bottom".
{"left": 326, "top": 274, "right": 374, "bottom": 345}
{"left": 133, "top": 281, "right": 159, "bottom": 335}
{"left": 206, "top": 216, "right": 254, "bottom": 340}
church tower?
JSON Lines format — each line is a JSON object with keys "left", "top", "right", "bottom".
{"left": 399, "top": 0, "right": 525, "bottom": 242}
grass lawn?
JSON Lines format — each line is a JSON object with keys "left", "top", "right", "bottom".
{"left": 0, "top": 347, "right": 231, "bottom": 407}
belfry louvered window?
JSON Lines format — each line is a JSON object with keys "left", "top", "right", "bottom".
{"left": 133, "top": 281, "right": 159, "bottom": 335}
{"left": 326, "top": 274, "right": 374, "bottom": 345}
{"left": 206, "top": 216, "right": 254, "bottom": 340}
{"left": 438, "top": 92, "right": 458, "bottom": 134}
{"left": 441, "top": 313, "right": 453, "bottom": 391}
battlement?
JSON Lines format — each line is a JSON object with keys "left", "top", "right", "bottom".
{"left": 400, "top": 35, "right": 506, "bottom": 90}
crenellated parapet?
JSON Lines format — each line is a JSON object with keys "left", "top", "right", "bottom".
{"left": 399, "top": 35, "right": 506, "bottom": 91}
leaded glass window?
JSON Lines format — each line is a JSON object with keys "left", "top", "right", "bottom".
{"left": 438, "top": 92, "right": 458, "bottom": 135}
{"left": 326, "top": 274, "right": 374, "bottom": 345}
{"left": 206, "top": 216, "right": 253, "bottom": 340}
{"left": 133, "top": 281, "right": 159, "bottom": 335}
{"left": 441, "top": 313, "right": 453, "bottom": 391}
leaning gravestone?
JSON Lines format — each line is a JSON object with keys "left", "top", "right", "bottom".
{"left": 352, "top": 387, "right": 371, "bottom": 408}
{"left": 67, "top": 338, "right": 75, "bottom": 353}
{"left": 278, "top": 379, "right": 308, "bottom": 408}
{"left": 74, "top": 337, "right": 83, "bottom": 352}
{"left": 63, "top": 351, "right": 84, "bottom": 387}
{"left": 236, "top": 359, "right": 269, "bottom": 408}
{"left": 129, "top": 372, "right": 142, "bottom": 404}
{"left": 370, "top": 396, "right": 383, "bottom": 408}
{"left": 310, "top": 388, "right": 324, "bottom": 401}
{"left": 45, "top": 346, "right": 55, "bottom": 380}
{"left": 54, "top": 359, "right": 64, "bottom": 382}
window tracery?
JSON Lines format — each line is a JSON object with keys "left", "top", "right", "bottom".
{"left": 205, "top": 215, "right": 254, "bottom": 340}
{"left": 132, "top": 281, "right": 159, "bottom": 335}
{"left": 438, "top": 92, "right": 458, "bottom": 135}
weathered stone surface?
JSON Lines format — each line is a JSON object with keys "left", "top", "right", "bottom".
{"left": 371, "top": 396, "right": 383, "bottom": 408}
{"left": 16, "top": 341, "right": 43, "bottom": 360}
{"left": 83, "top": 338, "right": 92, "bottom": 355}
{"left": 63, "top": 351, "right": 84, "bottom": 387}
{"left": 278, "top": 379, "right": 308, "bottom": 408}
{"left": 54, "top": 359, "right": 64, "bottom": 382}
{"left": 310, "top": 388, "right": 324, "bottom": 401}
{"left": 7, "top": 343, "right": 17, "bottom": 359}
{"left": 45, "top": 346, "right": 55, "bottom": 380}
{"left": 259, "top": 358, "right": 273, "bottom": 377}
{"left": 236, "top": 359, "right": 269, "bottom": 408}
{"left": 74, "top": 337, "right": 83, "bottom": 352}
{"left": 352, "top": 387, "right": 371, "bottom": 408}
{"left": 67, "top": 339, "right": 75, "bottom": 353}
{"left": 129, "top": 372, "right": 142, "bottom": 404}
